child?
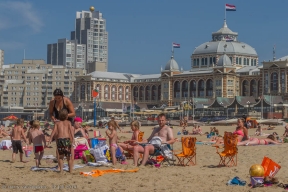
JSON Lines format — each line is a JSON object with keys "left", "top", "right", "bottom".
{"left": 118, "top": 120, "right": 140, "bottom": 151}
{"left": 28, "top": 120, "right": 47, "bottom": 167}
{"left": 10, "top": 118, "right": 27, "bottom": 163}
{"left": 105, "top": 120, "right": 118, "bottom": 165}
{"left": 255, "top": 125, "right": 262, "bottom": 136}
{"left": 50, "top": 109, "right": 74, "bottom": 173}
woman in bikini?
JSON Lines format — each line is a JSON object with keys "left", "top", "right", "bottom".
{"left": 48, "top": 88, "right": 75, "bottom": 124}
{"left": 237, "top": 135, "right": 281, "bottom": 146}
{"left": 212, "top": 118, "right": 248, "bottom": 145}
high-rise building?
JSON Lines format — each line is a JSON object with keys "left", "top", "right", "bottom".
{"left": 71, "top": 9, "right": 108, "bottom": 71}
{"left": 0, "top": 50, "right": 4, "bottom": 68}
{"left": 47, "top": 38, "right": 86, "bottom": 69}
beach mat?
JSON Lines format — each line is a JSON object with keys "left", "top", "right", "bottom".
{"left": 196, "top": 142, "right": 214, "bottom": 145}
{"left": 31, "top": 164, "right": 85, "bottom": 172}
{"left": 87, "top": 162, "right": 112, "bottom": 167}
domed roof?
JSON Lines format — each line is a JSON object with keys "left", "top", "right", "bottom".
{"left": 276, "top": 55, "right": 288, "bottom": 61}
{"left": 193, "top": 41, "right": 257, "bottom": 56}
{"left": 217, "top": 54, "right": 232, "bottom": 66}
{"left": 164, "top": 56, "right": 179, "bottom": 71}
{"left": 212, "top": 20, "right": 238, "bottom": 36}
{"left": 192, "top": 20, "right": 257, "bottom": 57}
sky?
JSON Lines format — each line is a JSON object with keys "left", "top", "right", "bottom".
{"left": 0, "top": 0, "right": 288, "bottom": 74}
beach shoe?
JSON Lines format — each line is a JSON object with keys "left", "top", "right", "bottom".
{"left": 121, "top": 161, "right": 128, "bottom": 165}
{"left": 228, "top": 177, "right": 246, "bottom": 186}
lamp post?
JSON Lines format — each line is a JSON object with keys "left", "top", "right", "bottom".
{"left": 192, "top": 98, "right": 197, "bottom": 123}
{"left": 93, "top": 98, "right": 97, "bottom": 127}
{"left": 247, "top": 101, "right": 250, "bottom": 115}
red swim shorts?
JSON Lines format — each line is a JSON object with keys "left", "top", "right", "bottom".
{"left": 34, "top": 146, "right": 44, "bottom": 153}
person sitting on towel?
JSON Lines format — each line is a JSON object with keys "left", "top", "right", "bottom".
{"left": 132, "top": 113, "right": 176, "bottom": 167}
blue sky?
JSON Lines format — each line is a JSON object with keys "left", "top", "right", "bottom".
{"left": 0, "top": 0, "right": 288, "bottom": 74}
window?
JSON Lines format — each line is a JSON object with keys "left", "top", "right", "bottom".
{"left": 228, "top": 89, "right": 234, "bottom": 95}
{"left": 244, "top": 58, "right": 247, "bottom": 65}
{"left": 239, "top": 58, "right": 242, "bottom": 64}
{"left": 228, "top": 80, "right": 234, "bottom": 86}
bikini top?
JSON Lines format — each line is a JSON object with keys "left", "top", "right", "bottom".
{"left": 53, "top": 98, "right": 73, "bottom": 123}
{"left": 233, "top": 129, "right": 244, "bottom": 136}
{"left": 74, "top": 130, "right": 84, "bottom": 138}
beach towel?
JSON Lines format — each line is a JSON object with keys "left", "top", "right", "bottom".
{"left": 31, "top": 164, "right": 85, "bottom": 172}
{"left": 87, "top": 162, "right": 111, "bottom": 167}
{"left": 42, "top": 155, "right": 56, "bottom": 159}
{"left": 80, "top": 168, "right": 139, "bottom": 177}
{"left": 0, "top": 140, "right": 12, "bottom": 150}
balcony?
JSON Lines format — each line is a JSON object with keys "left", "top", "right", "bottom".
{"left": 41, "top": 89, "right": 46, "bottom": 92}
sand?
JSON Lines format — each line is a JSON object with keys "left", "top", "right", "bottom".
{"left": 0, "top": 125, "right": 287, "bottom": 192}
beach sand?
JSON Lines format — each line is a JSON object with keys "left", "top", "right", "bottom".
{"left": 0, "top": 125, "right": 287, "bottom": 192}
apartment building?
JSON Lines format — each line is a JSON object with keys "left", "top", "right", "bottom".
{"left": 0, "top": 59, "right": 85, "bottom": 119}
{"left": 47, "top": 38, "right": 86, "bottom": 69}
{"left": 71, "top": 9, "right": 108, "bottom": 70}
{"left": 0, "top": 50, "right": 4, "bottom": 69}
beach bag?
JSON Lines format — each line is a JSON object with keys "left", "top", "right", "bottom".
{"left": 160, "top": 145, "right": 173, "bottom": 160}
{"left": 283, "top": 137, "right": 288, "bottom": 143}
{"left": 105, "top": 149, "right": 111, "bottom": 162}
{"left": 89, "top": 145, "right": 108, "bottom": 162}
{"left": 149, "top": 136, "right": 162, "bottom": 148}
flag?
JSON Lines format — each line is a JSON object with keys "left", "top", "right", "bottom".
{"left": 224, "top": 36, "right": 233, "bottom": 42}
{"left": 172, "top": 43, "right": 180, "bottom": 48}
{"left": 92, "top": 88, "right": 99, "bottom": 98}
{"left": 225, "top": 4, "right": 236, "bottom": 11}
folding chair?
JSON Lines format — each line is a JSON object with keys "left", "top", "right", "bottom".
{"left": 214, "top": 132, "right": 238, "bottom": 167}
{"left": 148, "top": 144, "right": 175, "bottom": 166}
{"left": 175, "top": 137, "right": 197, "bottom": 166}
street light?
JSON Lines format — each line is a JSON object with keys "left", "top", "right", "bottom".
{"left": 247, "top": 101, "right": 250, "bottom": 115}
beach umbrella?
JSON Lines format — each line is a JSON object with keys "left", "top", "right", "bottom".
{"left": 3, "top": 114, "right": 18, "bottom": 121}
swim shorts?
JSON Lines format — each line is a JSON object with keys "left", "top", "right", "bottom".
{"left": 12, "top": 140, "right": 23, "bottom": 154}
{"left": 56, "top": 138, "right": 72, "bottom": 156}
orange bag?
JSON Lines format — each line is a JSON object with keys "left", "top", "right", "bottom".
{"left": 261, "top": 156, "right": 281, "bottom": 177}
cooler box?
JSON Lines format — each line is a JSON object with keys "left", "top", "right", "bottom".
{"left": 90, "top": 138, "right": 107, "bottom": 148}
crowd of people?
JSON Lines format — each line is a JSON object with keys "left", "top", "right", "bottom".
{"left": 4, "top": 88, "right": 288, "bottom": 174}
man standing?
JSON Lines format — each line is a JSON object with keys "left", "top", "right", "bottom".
{"left": 133, "top": 113, "right": 176, "bottom": 167}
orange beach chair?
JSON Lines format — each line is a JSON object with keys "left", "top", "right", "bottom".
{"left": 214, "top": 132, "right": 238, "bottom": 167}
{"left": 175, "top": 137, "right": 197, "bottom": 166}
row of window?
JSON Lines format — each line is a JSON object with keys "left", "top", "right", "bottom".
{"left": 192, "top": 57, "right": 257, "bottom": 66}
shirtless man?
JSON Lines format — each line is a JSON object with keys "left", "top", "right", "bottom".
{"left": 50, "top": 109, "right": 74, "bottom": 173}
{"left": 133, "top": 113, "right": 176, "bottom": 167}
{"left": 10, "top": 118, "right": 27, "bottom": 163}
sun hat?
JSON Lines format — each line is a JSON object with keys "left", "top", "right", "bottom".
{"left": 74, "top": 117, "right": 83, "bottom": 123}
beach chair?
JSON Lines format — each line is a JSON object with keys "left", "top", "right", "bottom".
{"left": 148, "top": 144, "right": 175, "bottom": 166}
{"left": 175, "top": 137, "right": 197, "bottom": 166}
{"left": 214, "top": 131, "right": 238, "bottom": 167}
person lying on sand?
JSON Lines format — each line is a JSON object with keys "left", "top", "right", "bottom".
{"left": 237, "top": 135, "right": 281, "bottom": 146}
{"left": 283, "top": 124, "right": 288, "bottom": 137}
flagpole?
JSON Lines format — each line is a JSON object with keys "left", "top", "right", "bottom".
{"left": 224, "top": 4, "right": 226, "bottom": 20}
{"left": 172, "top": 42, "right": 174, "bottom": 57}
